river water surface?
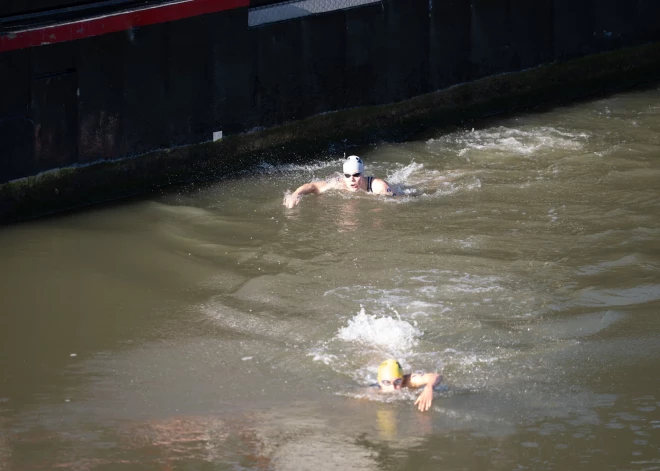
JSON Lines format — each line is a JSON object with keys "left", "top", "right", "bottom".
{"left": 1, "top": 85, "right": 660, "bottom": 470}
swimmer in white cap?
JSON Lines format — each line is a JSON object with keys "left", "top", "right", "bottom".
{"left": 376, "top": 359, "right": 442, "bottom": 412}
{"left": 283, "top": 155, "right": 395, "bottom": 208}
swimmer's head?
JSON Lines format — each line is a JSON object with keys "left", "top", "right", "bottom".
{"left": 377, "top": 359, "right": 404, "bottom": 391}
{"left": 343, "top": 155, "right": 364, "bottom": 175}
{"left": 343, "top": 155, "right": 364, "bottom": 192}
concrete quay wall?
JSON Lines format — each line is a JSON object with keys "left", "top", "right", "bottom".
{"left": 1, "top": 0, "right": 660, "bottom": 222}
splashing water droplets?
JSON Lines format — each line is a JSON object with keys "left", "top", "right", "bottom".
{"left": 336, "top": 308, "right": 422, "bottom": 357}
{"left": 388, "top": 161, "right": 424, "bottom": 185}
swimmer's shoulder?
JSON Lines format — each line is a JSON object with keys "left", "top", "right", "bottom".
{"left": 370, "top": 178, "right": 396, "bottom": 196}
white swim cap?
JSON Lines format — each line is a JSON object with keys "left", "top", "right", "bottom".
{"left": 343, "top": 155, "right": 364, "bottom": 175}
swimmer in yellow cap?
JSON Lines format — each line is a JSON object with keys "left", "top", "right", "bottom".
{"left": 377, "top": 359, "right": 442, "bottom": 412}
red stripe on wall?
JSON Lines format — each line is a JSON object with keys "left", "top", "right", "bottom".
{"left": 0, "top": 0, "right": 250, "bottom": 53}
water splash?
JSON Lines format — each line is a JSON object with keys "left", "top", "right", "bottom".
{"left": 336, "top": 308, "right": 422, "bottom": 357}
{"left": 387, "top": 161, "right": 424, "bottom": 185}
{"left": 384, "top": 162, "right": 482, "bottom": 200}
{"left": 429, "top": 126, "right": 590, "bottom": 158}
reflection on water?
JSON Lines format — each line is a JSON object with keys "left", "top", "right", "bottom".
{"left": 1, "top": 85, "right": 660, "bottom": 469}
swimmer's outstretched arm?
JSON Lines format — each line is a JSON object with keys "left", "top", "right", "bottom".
{"left": 283, "top": 181, "right": 329, "bottom": 208}
{"left": 406, "top": 372, "right": 442, "bottom": 412}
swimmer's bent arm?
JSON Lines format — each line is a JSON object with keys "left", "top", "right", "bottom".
{"left": 283, "top": 181, "right": 329, "bottom": 208}
{"left": 406, "top": 372, "right": 442, "bottom": 412}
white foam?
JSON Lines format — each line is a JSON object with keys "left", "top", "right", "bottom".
{"left": 387, "top": 161, "right": 424, "bottom": 184}
{"left": 428, "top": 126, "right": 590, "bottom": 158}
{"left": 336, "top": 308, "right": 422, "bottom": 356}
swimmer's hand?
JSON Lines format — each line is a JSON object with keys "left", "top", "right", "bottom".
{"left": 283, "top": 192, "right": 302, "bottom": 208}
{"left": 410, "top": 372, "right": 442, "bottom": 412}
{"left": 414, "top": 386, "right": 434, "bottom": 412}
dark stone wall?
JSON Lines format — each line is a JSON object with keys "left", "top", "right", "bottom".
{"left": 1, "top": 1, "right": 160, "bottom": 19}
{"left": 1, "top": 0, "right": 660, "bottom": 184}
{"left": 1, "top": 1, "right": 83, "bottom": 17}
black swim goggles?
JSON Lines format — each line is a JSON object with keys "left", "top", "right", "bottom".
{"left": 380, "top": 378, "right": 403, "bottom": 387}
{"left": 344, "top": 173, "right": 361, "bottom": 178}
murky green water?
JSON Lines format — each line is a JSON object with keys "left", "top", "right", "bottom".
{"left": 1, "top": 85, "right": 660, "bottom": 470}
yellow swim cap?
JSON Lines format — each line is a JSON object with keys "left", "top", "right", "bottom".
{"left": 377, "top": 359, "right": 403, "bottom": 382}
